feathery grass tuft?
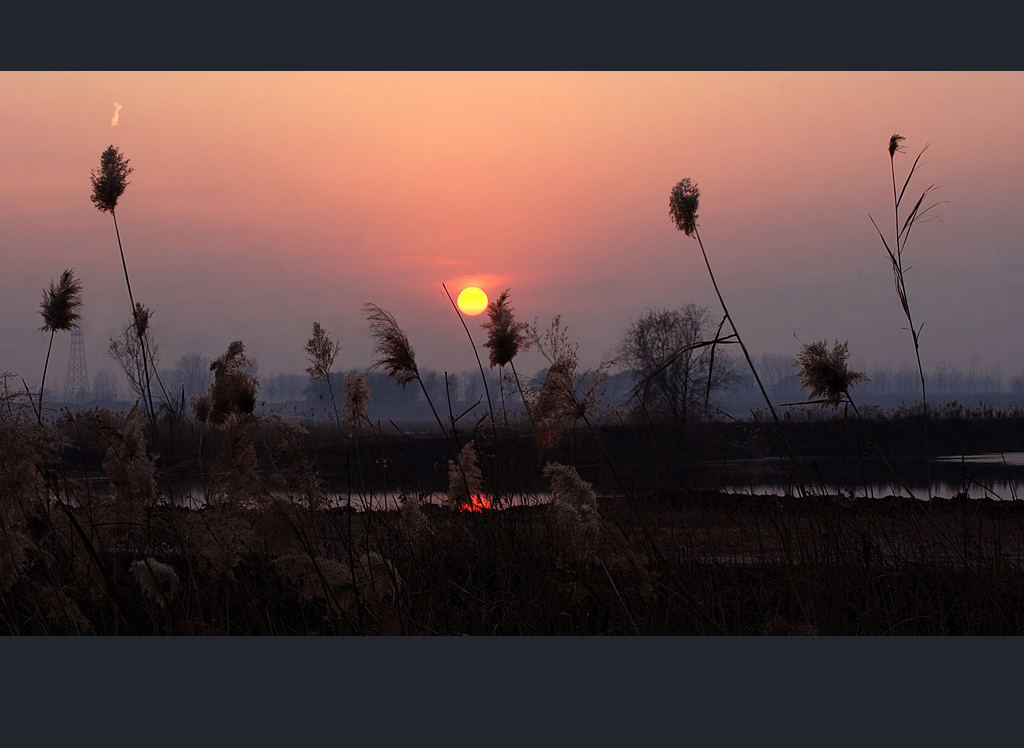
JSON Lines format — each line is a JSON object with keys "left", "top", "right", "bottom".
{"left": 130, "top": 558, "right": 179, "bottom": 609}
{"left": 342, "top": 372, "right": 372, "bottom": 435}
{"left": 888, "top": 133, "right": 906, "bottom": 158}
{"left": 447, "top": 440, "right": 484, "bottom": 510}
{"left": 89, "top": 145, "right": 133, "bottom": 214}
{"left": 191, "top": 340, "right": 259, "bottom": 426}
{"left": 304, "top": 321, "right": 341, "bottom": 383}
{"left": 39, "top": 269, "right": 83, "bottom": 333}
{"left": 794, "top": 340, "right": 868, "bottom": 408}
{"left": 36, "top": 269, "right": 84, "bottom": 422}
{"left": 482, "top": 288, "right": 530, "bottom": 369}
{"left": 363, "top": 303, "right": 418, "bottom": 388}
{"left": 669, "top": 178, "right": 700, "bottom": 236}
{"left": 132, "top": 302, "right": 151, "bottom": 338}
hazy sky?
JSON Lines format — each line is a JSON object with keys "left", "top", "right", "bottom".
{"left": 3, "top": 71, "right": 1024, "bottom": 391}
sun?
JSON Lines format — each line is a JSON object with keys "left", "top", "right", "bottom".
{"left": 456, "top": 286, "right": 488, "bottom": 316}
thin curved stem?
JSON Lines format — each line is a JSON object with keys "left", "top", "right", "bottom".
{"left": 37, "top": 330, "right": 55, "bottom": 425}
{"left": 111, "top": 210, "right": 176, "bottom": 502}
{"left": 846, "top": 395, "right": 916, "bottom": 500}
{"left": 508, "top": 359, "right": 535, "bottom": 428}
{"left": 691, "top": 227, "right": 809, "bottom": 496}
{"left": 692, "top": 227, "right": 780, "bottom": 427}
{"left": 112, "top": 211, "right": 157, "bottom": 428}
{"left": 441, "top": 284, "right": 497, "bottom": 439}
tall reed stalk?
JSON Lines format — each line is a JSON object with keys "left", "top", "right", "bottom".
{"left": 670, "top": 179, "right": 778, "bottom": 426}
{"left": 869, "top": 134, "right": 941, "bottom": 497}
{"left": 303, "top": 321, "right": 345, "bottom": 437}
{"left": 670, "top": 178, "right": 808, "bottom": 495}
{"left": 90, "top": 146, "right": 158, "bottom": 429}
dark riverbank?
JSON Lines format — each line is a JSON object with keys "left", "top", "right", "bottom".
{"left": 11, "top": 408, "right": 1024, "bottom": 634}
{"left": 9, "top": 488, "right": 1024, "bottom": 635}
{"left": 52, "top": 407, "right": 1024, "bottom": 500}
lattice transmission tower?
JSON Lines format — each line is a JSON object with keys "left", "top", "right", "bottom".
{"left": 63, "top": 327, "right": 89, "bottom": 405}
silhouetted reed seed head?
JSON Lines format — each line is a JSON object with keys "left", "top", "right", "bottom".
{"left": 130, "top": 558, "right": 179, "bottom": 608}
{"left": 543, "top": 462, "right": 602, "bottom": 558}
{"left": 795, "top": 340, "right": 868, "bottom": 408}
{"left": 889, "top": 133, "right": 906, "bottom": 158}
{"left": 342, "top": 372, "right": 371, "bottom": 434}
{"left": 363, "top": 303, "right": 418, "bottom": 388}
{"left": 90, "top": 145, "right": 133, "bottom": 214}
{"left": 303, "top": 321, "right": 341, "bottom": 382}
{"left": 191, "top": 340, "right": 259, "bottom": 425}
{"left": 669, "top": 178, "right": 700, "bottom": 236}
{"left": 534, "top": 360, "right": 579, "bottom": 425}
{"left": 447, "top": 440, "right": 484, "bottom": 509}
{"left": 544, "top": 461, "right": 597, "bottom": 511}
{"left": 100, "top": 404, "right": 157, "bottom": 507}
{"left": 132, "top": 302, "right": 151, "bottom": 338}
{"left": 39, "top": 269, "right": 82, "bottom": 333}
{"left": 482, "top": 288, "right": 529, "bottom": 368}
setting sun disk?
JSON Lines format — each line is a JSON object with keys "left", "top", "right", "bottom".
{"left": 457, "top": 287, "right": 488, "bottom": 316}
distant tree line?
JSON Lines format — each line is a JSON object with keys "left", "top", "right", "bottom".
{"left": 50, "top": 311, "right": 1024, "bottom": 424}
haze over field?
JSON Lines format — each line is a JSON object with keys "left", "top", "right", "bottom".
{"left": 3, "top": 71, "right": 1023, "bottom": 396}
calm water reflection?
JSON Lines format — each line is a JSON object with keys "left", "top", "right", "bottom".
{"left": 160, "top": 451, "right": 1024, "bottom": 508}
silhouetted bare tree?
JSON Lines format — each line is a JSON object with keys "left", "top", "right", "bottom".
{"left": 108, "top": 306, "right": 158, "bottom": 406}
{"left": 169, "top": 353, "right": 211, "bottom": 400}
{"left": 618, "top": 304, "right": 737, "bottom": 429}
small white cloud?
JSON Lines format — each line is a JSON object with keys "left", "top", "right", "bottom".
{"left": 111, "top": 102, "right": 122, "bottom": 126}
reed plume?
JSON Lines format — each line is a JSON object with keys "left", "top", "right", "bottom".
{"left": 363, "top": 303, "right": 418, "bottom": 388}
{"left": 89, "top": 145, "right": 132, "bottom": 214}
{"left": 304, "top": 321, "right": 341, "bottom": 383}
{"left": 130, "top": 558, "right": 179, "bottom": 609}
{"left": 363, "top": 302, "right": 449, "bottom": 442}
{"left": 40, "top": 269, "right": 83, "bottom": 333}
{"left": 342, "top": 373, "right": 372, "bottom": 435}
{"left": 303, "top": 321, "right": 345, "bottom": 435}
{"left": 669, "top": 178, "right": 700, "bottom": 237}
{"left": 447, "top": 440, "right": 484, "bottom": 510}
{"left": 544, "top": 461, "right": 602, "bottom": 561}
{"left": 794, "top": 340, "right": 868, "bottom": 409}
{"left": 482, "top": 289, "right": 529, "bottom": 369}
{"left": 482, "top": 288, "right": 534, "bottom": 428}
{"left": 99, "top": 404, "right": 157, "bottom": 509}
{"left": 36, "top": 269, "right": 83, "bottom": 423}
{"left": 527, "top": 315, "right": 609, "bottom": 429}
{"left": 108, "top": 304, "right": 160, "bottom": 406}
{"left": 191, "top": 340, "right": 259, "bottom": 426}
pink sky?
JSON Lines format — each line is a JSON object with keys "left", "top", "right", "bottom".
{"left": 3, "top": 71, "right": 1024, "bottom": 392}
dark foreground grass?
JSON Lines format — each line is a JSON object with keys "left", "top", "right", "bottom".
{"left": 6, "top": 489, "right": 1024, "bottom": 635}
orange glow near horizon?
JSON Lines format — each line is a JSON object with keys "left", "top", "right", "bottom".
{"left": 460, "top": 494, "right": 491, "bottom": 512}
{"left": 3, "top": 72, "right": 1024, "bottom": 382}
{"left": 456, "top": 286, "right": 488, "bottom": 315}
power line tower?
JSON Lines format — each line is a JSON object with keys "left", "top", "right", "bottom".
{"left": 64, "top": 327, "right": 89, "bottom": 405}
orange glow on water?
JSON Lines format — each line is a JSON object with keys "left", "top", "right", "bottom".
{"left": 460, "top": 494, "right": 491, "bottom": 512}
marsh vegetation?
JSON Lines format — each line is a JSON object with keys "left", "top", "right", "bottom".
{"left": 6, "top": 137, "right": 1024, "bottom": 635}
